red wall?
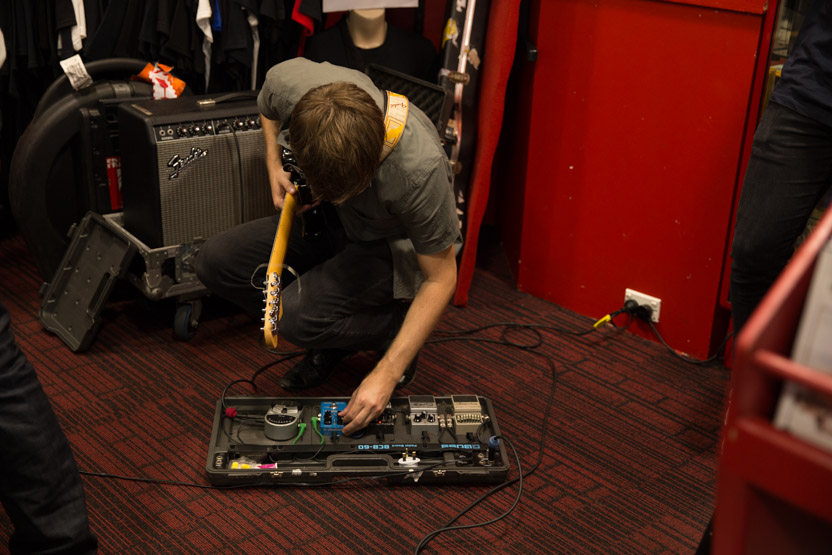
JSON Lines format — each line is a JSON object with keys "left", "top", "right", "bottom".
{"left": 498, "top": 0, "right": 768, "bottom": 358}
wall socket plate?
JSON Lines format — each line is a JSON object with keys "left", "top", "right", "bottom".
{"left": 624, "top": 288, "right": 661, "bottom": 323}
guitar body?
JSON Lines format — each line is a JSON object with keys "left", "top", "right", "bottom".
{"left": 263, "top": 193, "right": 298, "bottom": 348}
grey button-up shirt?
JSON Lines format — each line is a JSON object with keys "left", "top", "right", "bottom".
{"left": 257, "top": 58, "right": 462, "bottom": 299}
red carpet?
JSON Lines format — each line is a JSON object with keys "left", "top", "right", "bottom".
{"left": 0, "top": 229, "right": 729, "bottom": 553}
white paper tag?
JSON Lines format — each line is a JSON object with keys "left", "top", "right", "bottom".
{"left": 59, "top": 54, "right": 93, "bottom": 90}
{"left": 322, "top": 0, "right": 417, "bottom": 13}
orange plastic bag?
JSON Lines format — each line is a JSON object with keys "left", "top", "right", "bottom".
{"left": 132, "top": 62, "right": 186, "bottom": 98}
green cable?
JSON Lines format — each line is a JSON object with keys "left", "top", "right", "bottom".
{"left": 291, "top": 422, "right": 307, "bottom": 445}
{"left": 311, "top": 416, "right": 325, "bottom": 444}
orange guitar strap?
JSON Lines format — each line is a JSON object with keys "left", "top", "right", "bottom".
{"left": 381, "top": 91, "right": 409, "bottom": 161}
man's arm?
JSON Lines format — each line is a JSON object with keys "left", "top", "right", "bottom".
{"left": 340, "top": 244, "right": 457, "bottom": 435}
{"left": 260, "top": 114, "right": 295, "bottom": 209}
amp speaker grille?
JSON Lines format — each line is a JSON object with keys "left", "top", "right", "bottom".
{"left": 154, "top": 132, "right": 271, "bottom": 246}
{"left": 157, "top": 135, "right": 241, "bottom": 246}
{"left": 119, "top": 95, "right": 273, "bottom": 249}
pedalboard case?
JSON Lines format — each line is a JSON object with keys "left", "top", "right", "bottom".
{"left": 206, "top": 395, "right": 510, "bottom": 486}
{"left": 39, "top": 211, "right": 208, "bottom": 351}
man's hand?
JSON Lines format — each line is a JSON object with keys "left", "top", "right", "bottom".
{"left": 261, "top": 112, "right": 320, "bottom": 213}
{"left": 261, "top": 113, "right": 297, "bottom": 211}
{"left": 339, "top": 368, "right": 399, "bottom": 436}
{"left": 270, "top": 169, "right": 296, "bottom": 210}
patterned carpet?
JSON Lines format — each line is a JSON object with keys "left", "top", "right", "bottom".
{"left": 0, "top": 228, "right": 729, "bottom": 553}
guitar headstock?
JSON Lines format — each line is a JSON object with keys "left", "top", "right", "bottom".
{"left": 263, "top": 270, "right": 282, "bottom": 348}
{"left": 261, "top": 192, "right": 297, "bottom": 349}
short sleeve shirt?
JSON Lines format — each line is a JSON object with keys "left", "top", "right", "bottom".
{"left": 257, "top": 58, "right": 462, "bottom": 298}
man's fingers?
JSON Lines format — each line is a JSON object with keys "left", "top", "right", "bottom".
{"left": 341, "top": 397, "right": 355, "bottom": 418}
{"left": 342, "top": 406, "right": 373, "bottom": 435}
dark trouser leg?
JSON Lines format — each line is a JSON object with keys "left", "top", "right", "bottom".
{"left": 195, "top": 212, "right": 348, "bottom": 316}
{"left": 730, "top": 103, "right": 832, "bottom": 333}
{"left": 195, "top": 213, "right": 400, "bottom": 351}
{"left": 280, "top": 239, "right": 400, "bottom": 352}
{"left": 0, "top": 303, "right": 98, "bottom": 554}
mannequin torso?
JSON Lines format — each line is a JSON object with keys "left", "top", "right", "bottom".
{"left": 347, "top": 9, "right": 387, "bottom": 49}
{"left": 303, "top": 9, "right": 438, "bottom": 83}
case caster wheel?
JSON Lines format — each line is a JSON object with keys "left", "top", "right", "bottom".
{"left": 174, "top": 300, "right": 201, "bottom": 340}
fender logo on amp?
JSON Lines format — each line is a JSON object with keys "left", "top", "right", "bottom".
{"left": 167, "top": 147, "right": 208, "bottom": 179}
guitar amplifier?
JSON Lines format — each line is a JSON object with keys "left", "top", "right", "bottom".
{"left": 118, "top": 93, "right": 274, "bottom": 248}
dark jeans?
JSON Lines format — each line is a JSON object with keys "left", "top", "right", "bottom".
{"left": 0, "top": 302, "right": 97, "bottom": 554}
{"left": 195, "top": 210, "right": 401, "bottom": 351}
{"left": 730, "top": 103, "right": 832, "bottom": 333}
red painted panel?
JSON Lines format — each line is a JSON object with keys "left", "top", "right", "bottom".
{"left": 715, "top": 208, "right": 832, "bottom": 551}
{"left": 658, "top": 0, "right": 766, "bottom": 14}
{"left": 512, "top": 0, "right": 765, "bottom": 358}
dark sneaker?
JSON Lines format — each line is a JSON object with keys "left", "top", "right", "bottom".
{"left": 280, "top": 349, "right": 354, "bottom": 390}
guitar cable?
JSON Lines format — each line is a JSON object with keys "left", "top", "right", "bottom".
{"left": 75, "top": 304, "right": 723, "bottom": 551}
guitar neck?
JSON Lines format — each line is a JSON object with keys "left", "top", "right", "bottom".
{"left": 263, "top": 193, "right": 297, "bottom": 348}
{"left": 267, "top": 193, "right": 297, "bottom": 275}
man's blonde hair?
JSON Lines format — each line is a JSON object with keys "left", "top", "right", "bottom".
{"left": 289, "top": 82, "right": 385, "bottom": 203}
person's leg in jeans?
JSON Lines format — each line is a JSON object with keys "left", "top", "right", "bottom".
{"left": 0, "top": 302, "right": 98, "bottom": 554}
{"left": 279, "top": 239, "right": 399, "bottom": 351}
{"left": 195, "top": 211, "right": 409, "bottom": 387}
{"left": 730, "top": 103, "right": 832, "bottom": 333}
{"left": 277, "top": 239, "right": 408, "bottom": 388}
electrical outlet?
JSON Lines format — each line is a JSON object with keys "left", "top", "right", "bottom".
{"left": 624, "top": 288, "right": 661, "bottom": 323}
